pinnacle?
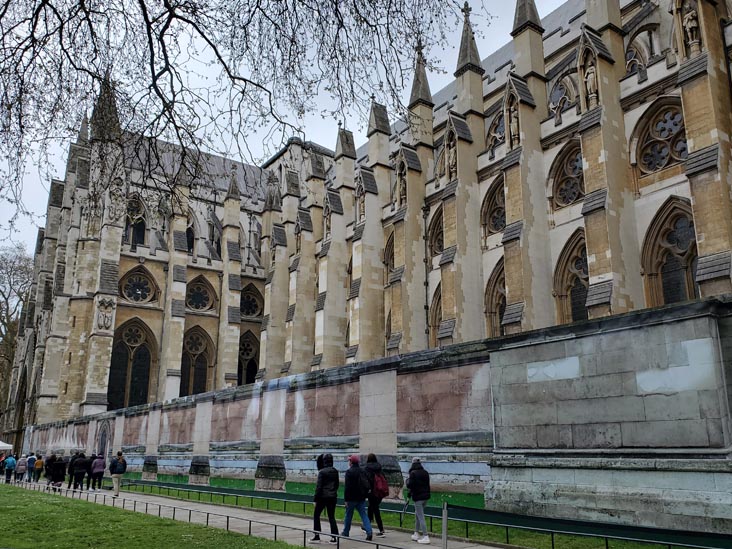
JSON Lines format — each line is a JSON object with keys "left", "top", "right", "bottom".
{"left": 454, "top": 1, "right": 485, "bottom": 78}
{"left": 512, "top": 0, "right": 544, "bottom": 37}
{"left": 409, "top": 40, "right": 433, "bottom": 109}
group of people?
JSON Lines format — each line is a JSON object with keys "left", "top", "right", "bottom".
{"left": 0, "top": 450, "right": 128, "bottom": 497}
{"left": 311, "top": 453, "right": 432, "bottom": 545}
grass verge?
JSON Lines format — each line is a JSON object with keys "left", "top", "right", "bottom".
{"left": 0, "top": 483, "right": 292, "bottom": 549}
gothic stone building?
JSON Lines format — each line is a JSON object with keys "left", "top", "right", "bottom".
{"left": 4, "top": 0, "right": 732, "bottom": 528}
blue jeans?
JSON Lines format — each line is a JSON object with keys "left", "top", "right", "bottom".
{"left": 342, "top": 500, "right": 372, "bottom": 537}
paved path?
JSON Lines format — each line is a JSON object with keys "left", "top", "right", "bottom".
{"left": 16, "top": 482, "right": 494, "bottom": 549}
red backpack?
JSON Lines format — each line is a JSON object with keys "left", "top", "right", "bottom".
{"left": 373, "top": 472, "right": 389, "bottom": 499}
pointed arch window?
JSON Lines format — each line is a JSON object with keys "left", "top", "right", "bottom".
{"left": 123, "top": 196, "right": 147, "bottom": 248}
{"left": 550, "top": 143, "right": 585, "bottom": 210}
{"left": 549, "top": 76, "right": 577, "bottom": 125}
{"left": 428, "top": 285, "right": 442, "bottom": 349}
{"left": 240, "top": 285, "right": 263, "bottom": 318}
{"left": 485, "top": 259, "right": 506, "bottom": 338}
{"left": 120, "top": 268, "right": 158, "bottom": 304}
{"left": 637, "top": 103, "right": 687, "bottom": 175}
{"left": 186, "top": 277, "right": 216, "bottom": 311}
{"left": 107, "top": 321, "right": 156, "bottom": 410}
{"left": 238, "top": 331, "right": 259, "bottom": 385}
{"left": 181, "top": 328, "right": 212, "bottom": 397}
{"left": 428, "top": 208, "right": 444, "bottom": 258}
{"left": 481, "top": 178, "right": 506, "bottom": 243}
{"left": 186, "top": 212, "right": 196, "bottom": 254}
{"left": 554, "top": 231, "right": 589, "bottom": 324}
{"left": 384, "top": 233, "right": 395, "bottom": 285}
{"left": 487, "top": 114, "right": 506, "bottom": 160}
{"left": 642, "top": 198, "right": 698, "bottom": 306}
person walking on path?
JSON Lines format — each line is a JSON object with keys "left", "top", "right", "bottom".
{"left": 44, "top": 454, "right": 55, "bottom": 486}
{"left": 26, "top": 453, "right": 36, "bottom": 482}
{"left": 364, "top": 453, "right": 388, "bottom": 537}
{"left": 90, "top": 453, "right": 105, "bottom": 492}
{"left": 341, "top": 454, "right": 373, "bottom": 541}
{"left": 310, "top": 453, "right": 339, "bottom": 544}
{"left": 33, "top": 454, "right": 44, "bottom": 482}
{"left": 109, "top": 450, "right": 127, "bottom": 497}
{"left": 50, "top": 454, "right": 66, "bottom": 492}
{"left": 15, "top": 455, "right": 28, "bottom": 482}
{"left": 407, "top": 457, "right": 431, "bottom": 544}
{"left": 85, "top": 454, "right": 96, "bottom": 491}
{"left": 66, "top": 452, "right": 79, "bottom": 489}
{"left": 72, "top": 453, "right": 89, "bottom": 491}
{"left": 3, "top": 454, "right": 16, "bottom": 483}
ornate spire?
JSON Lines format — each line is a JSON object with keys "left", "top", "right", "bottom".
{"left": 511, "top": 0, "right": 544, "bottom": 37}
{"left": 409, "top": 40, "right": 433, "bottom": 109}
{"left": 263, "top": 171, "right": 282, "bottom": 212}
{"left": 78, "top": 112, "right": 89, "bottom": 143}
{"left": 226, "top": 164, "right": 241, "bottom": 200}
{"left": 455, "top": 2, "right": 485, "bottom": 78}
{"left": 90, "top": 72, "right": 121, "bottom": 142}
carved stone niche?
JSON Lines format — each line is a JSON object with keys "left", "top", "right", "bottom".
{"left": 96, "top": 296, "right": 116, "bottom": 331}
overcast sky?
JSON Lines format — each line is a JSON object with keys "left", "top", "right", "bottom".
{"left": 2, "top": 0, "right": 566, "bottom": 254}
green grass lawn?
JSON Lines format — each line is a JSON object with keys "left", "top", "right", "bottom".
{"left": 0, "top": 483, "right": 293, "bottom": 549}
{"left": 119, "top": 482, "right": 680, "bottom": 549}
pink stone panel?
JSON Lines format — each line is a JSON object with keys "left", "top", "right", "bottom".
{"left": 159, "top": 408, "right": 195, "bottom": 445}
{"left": 75, "top": 423, "right": 89, "bottom": 448}
{"left": 284, "top": 383, "right": 360, "bottom": 438}
{"left": 210, "top": 399, "right": 260, "bottom": 442}
{"left": 123, "top": 415, "right": 144, "bottom": 445}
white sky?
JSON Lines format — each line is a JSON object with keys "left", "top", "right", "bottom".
{"left": 1, "top": 0, "right": 565, "bottom": 254}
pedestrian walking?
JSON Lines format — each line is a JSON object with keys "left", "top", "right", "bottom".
{"left": 341, "top": 455, "right": 373, "bottom": 541}
{"left": 406, "top": 457, "right": 431, "bottom": 544}
{"left": 4, "top": 454, "right": 16, "bottom": 483}
{"left": 90, "top": 453, "right": 105, "bottom": 492}
{"left": 72, "top": 453, "right": 88, "bottom": 491}
{"left": 310, "top": 453, "right": 339, "bottom": 544}
{"left": 364, "top": 453, "right": 388, "bottom": 537}
{"left": 26, "top": 453, "right": 36, "bottom": 482}
{"left": 85, "top": 454, "right": 96, "bottom": 491}
{"left": 66, "top": 452, "right": 79, "bottom": 489}
{"left": 15, "top": 455, "right": 28, "bottom": 482}
{"left": 44, "top": 454, "right": 55, "bottom": 486}
{"left": 50, "top": 455, "right": 66, "bottom": 492}
{"left": 33, "top": 454, "right": 44, "bottom": 482}
{"left": 109, "top": 450, "right": 127, "bottom": 497}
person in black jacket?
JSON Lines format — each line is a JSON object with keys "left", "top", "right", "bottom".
{"left": 50, "top": 455, "right": 67, "bottom": 492}
{"left": 310, "top": 453, "right": 339, "bottom": 543}
{"left": 66, "top": 452, "right": 79, "bottom": 489}
{"left": 364, "top": 454, "right": 386, "bottom": 537}
{"left": 73, "top": 453, "right": 88, "bottom": 491}
{"left": 407, "top": 457, "right": 431, "bottom": 544}
{"left": 341, "top": 455, "right": 373, "bottom": 541}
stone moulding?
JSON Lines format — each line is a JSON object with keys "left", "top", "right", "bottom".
{"left": 158, "top": 443, "right": 193, "bottom": 454}
{"left": 121, "top": 444, "right": 145, "bottom": 454}
{"left": 209, "top": 440, "right": 260, "bottom": 452}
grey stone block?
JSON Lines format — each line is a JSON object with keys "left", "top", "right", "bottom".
{"left": 707, "top": 418, "right": 725, "bottom": 448}
{"left": 620, "top": 419, "right": 709, "bottom": 447}
{"left": 643, "top": 392, "right": 700, "bottom": 421}
{"left": 557, "top": 396, "right": 645, "bottom": 425}
{"left": 496, "top": 426, "right": 537, "bottom": 448}
{"left": 536, "top": 425, "right": 572, "bottom": 448}
{"left": 699, "top": 389, "right": 722, "bottom": 419}
{"left": 571, "top": 423, "right": 622, "bottom": 449}
{"left": 532, "top": 468, "right": 576, "bottom": 484}
{"left": 501, "top": 402, "right": 557, "bottom": 426}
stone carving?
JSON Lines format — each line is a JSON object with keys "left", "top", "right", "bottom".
{"left": 107, "top": 178, "right": 126, "bottom": 223}
{"left": 397, "top": 162, "right": 407, "bottom": 206}
{"left": 96, "top": 297, "right": 116, "bottom": 330}
{"left": 683, "top": 3, "right": 701, "bottom": 56}
{"left": 585, "top": 63, "right": 598, "bottom": 109}
{"left": 447, "top": 132, "right": 457, "bottom": 181}
{"left": 509, "top": 103, "right": 520, "bottom": 148}
{"left": 81, "top": 191, "right": 103, "bottom": 237}
{"left": 324, "top": 209, "right": 331, "bottom": 239}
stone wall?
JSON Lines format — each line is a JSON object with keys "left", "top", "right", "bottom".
{"left": 27, "top": 299, "right": 732, "bottom": 532}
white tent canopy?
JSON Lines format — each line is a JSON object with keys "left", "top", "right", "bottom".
{"left": 0, "top": 440, "right": 12, "bottom": 451}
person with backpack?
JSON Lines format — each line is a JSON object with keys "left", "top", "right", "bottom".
{"left": 109, "top": 450, "right": 127, "bottom": 497}
{"left": 407, "top": 457, "right": 431, "bottom": 544}
{"left": 341, "top": 454, "right": 373, "bottom": 541}
{"left": 15, "top": 455, "right": 28, "bottom": 482}
{"left": 364, "top": 453, "right": 388, "bottom": 537}
{"left": 310, "top": 453, "right": 339, "bottom": 544}
{"left": 26, "top": 453, "right": 36, "bottom": 482}
{"left": 72, "top": 452, "right": 89, "bottom": 491}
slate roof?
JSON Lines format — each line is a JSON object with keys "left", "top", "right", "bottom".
{"left": 297, "top": 208, "right": 313, "bottom": 232}
{"left": 326, "top": 190, "right": 344, "bottom": 215}
{"left": 359, "top": 168, "right": 378, "bottom": 195}
{"left": 272, "top": 224, "right": 287, "bottom": 247}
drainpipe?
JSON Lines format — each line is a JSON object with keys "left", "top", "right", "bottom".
{"left": 422, "top": 206, "right": 430, "bottom": 341}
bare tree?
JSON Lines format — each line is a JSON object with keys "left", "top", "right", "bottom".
{"left": 1, "top": 0, "right": 470, "bottom": 229}
{"left": 0, "top": 244, "right": 34, "bottom": 405}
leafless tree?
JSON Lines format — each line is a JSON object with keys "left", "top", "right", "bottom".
{"left": 0, "top": 244, "right": 34, "bottom": 405}
{"left": 1, "top": 0, "right": 471, "bottom": 229}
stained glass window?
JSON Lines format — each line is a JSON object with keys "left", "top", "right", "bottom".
{"left": 181, "top": 329, "right": 211, "bottom": 397}
{"left": 240, "top": 290, "right": 262, "bottom": 317}
{"left": 552, "top": 146, "right": 585, "bottom": 209}
{"left": 482, "top": 179, "right": 506, "bottom": 238}
{"left": 121, "top": 272, "right": 155, "bottom": 303}
{"left": 639, "top": 107, "right": 687, "bottom": 174}
{"left": 186, "top": 280, "right": 213, "bottom": 311}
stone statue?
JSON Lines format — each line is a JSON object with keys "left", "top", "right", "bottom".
{"left": 398, "top": 163, "right": 407, "bottom": 206}
{"left": 358, "top": 193, "right": 365, "bottom": 222}
{"left": 107, "top": 178, "right": 126, "bottom": 223}
{"left": 683, "top": 5, "right": 701, "bottom": 55}
{"left": 96, "top": 297, "right": 116, "bottom": 330}
{"left": 509, "top": 104, "right": 520, "bottom": 148}
{"left": 324, "top": 211, "right": 331, "bottom": 238}
{"left": 447, "top": 133, "right": 457, "bottom": 182}
{"left": 585, "top": 63, "right": 598, "bottom": 109}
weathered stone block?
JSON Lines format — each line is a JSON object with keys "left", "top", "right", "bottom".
{"left": 557, "top": 396, "right": 645, "bottom": 425}
{"left": 571, "top": 423, "right": 622, "bottom": 448}
{"left": 620, "top": 419, "right": 709, "bottom": 448}
{"left": 643, "top": 392, "right": 700, "bottom": 421}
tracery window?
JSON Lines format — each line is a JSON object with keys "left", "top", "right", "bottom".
{"left": 481, "top": 178, "right": 506, "bottom": 242}
{"left": 642, "top": 198, "right": 698, "bottom": 306}
{"left": 625, "top": 45, "right": 645, "bottom": 76}
{"left": 180, "top": 328, "right": 212, "bottom": 397}
{"left": 186, "top": 212, "right": 196, "bottom": 254}
{"left": 551, "top": 143, "right": 585, "bottom": 209}
{"left": 549, "top": 76, "right": 576, "bottom": 124}
{"left": 487, "top": 114, "right": 505, "bottom": 160}
{"left": 428, "top": 285, "right": 442, "bottom": 349}
{"left": 638, "top": 105, "right": 687, "bottom": 175}
{"left": 186, "top": 277, "right": 215, "bottom": 311}
{"left": 238, "top": 331, "right": 259, "bottom": 385}
{"left": 120, "top": 268, "right": 157, "bottom": 304}
{"left": 107, "top": 321, "right": 155, "bottom": 410}
{"left": 485, "top": 259, "right": 506, "bottom": 338}
{"left": 240, "top": 285, "right": 263, "bottom": 318}
{"left": 384, "top": 233, "right": 395, "bottom": 286}
{"left": 554, "top": 231, "right": 589, "bottom": 324}
{"left": 428, "top": 208, "right": 444, "bottom": 258}
{"left": 123, "top": 196, "right": 146, "bottom": 248}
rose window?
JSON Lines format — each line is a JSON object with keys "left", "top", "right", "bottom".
{"left": 639, "top": 107, "right": 687, "bottom": 174}
{"left": 239, "top": 339, "right": 257, "bottom": 360}
{"left": 240, "top": 292, "right": 261, "bottom": 317}
{"left": 122, "top": 326, "right": 145, "bottom": 347}
{"left": 664, "top": 216, "right": 695, "bottom": 254}
{"left": 184, "top": 333, "right": 205, "bottom": 355}
{"left": 122, "top": 273, "right": 154, "bottom": 303}
{"left": 553, "top": 149, "right": 585, "bottom": 208}
{"left": 186, "top": 281, "right": 213, "bottom": 311}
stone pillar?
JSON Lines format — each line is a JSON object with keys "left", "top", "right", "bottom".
{"left": 288, "top": 209, "right": 316, "bottom": 374}
{"left": 143, "top": 405, "right": 161, "bottom": 480}
{"left": 112, "top": 412, "right": 125, "bottom": 455}
{"left": 262, "top": 224, "right": 289, "bottom": 379}
{"left": 159, "top": 186, "right": 190, "bottom": 401}
{"left": 189, "top": 397, "right": 212, "bottom": 485}
{"left": 255, "top": 388, "right": 287, "bottom": 490}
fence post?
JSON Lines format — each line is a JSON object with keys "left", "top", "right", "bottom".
{"left": 441, "top": 502, "right": 448, "bottom": 549}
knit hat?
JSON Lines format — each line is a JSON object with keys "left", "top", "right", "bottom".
{"left": 348, "top": 454, "right": 360, "bottom": 464}
{"left": 411, "top": 456, "right": 421, "bottom": 464}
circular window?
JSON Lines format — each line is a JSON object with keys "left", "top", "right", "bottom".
{"left": 240, "top": 292, "right": 262, "bottom": 317}
{"left": 186, "top": 281, "right": 213, "bottom": 311}
{"left": 239, "top": 338, "right": 257, "bottom": 360}
{"left": 184, "top": 332, "right": 206, "bottom": 355}
{"left": 121, "top": 273, "right": 155, "bottom": 303}
{"left": 122, "top": 325, "right": 145, "bottom": 347}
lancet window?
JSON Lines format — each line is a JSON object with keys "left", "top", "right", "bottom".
{"left": 180, "top": 328, "right": 213, "bottom": 397}
{"left": 481, "top": 178, "right": 506, "bottom": 243}
{"left": 554, "top": 231, "right": 589, "bottom": 324}
{"left": 107, "top": 321, "right": 156, "bottom": 410}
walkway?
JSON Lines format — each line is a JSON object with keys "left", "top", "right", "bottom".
{"left": 16, "top": 482, "right": 495, "bottom": 549}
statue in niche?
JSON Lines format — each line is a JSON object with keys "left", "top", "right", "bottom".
{"left": 357, "top": 193, "right": 365, "bottom": 222}
{"left": 436, "top": 146, "right": 446, "bottom": 179}
{"left": 96, "top": 297, "right": 116, "bottom": 330}
{"left": 585, "top": 62, "right": 598, "bottom": 109}
{"left": 509, "top": 104, "right": 520, "bottom": 148}
{"left": 397, "top": 162, "right": 407, "bottom": 207}
{"left": 107, "top": 178, "right": 126, "bottom": 223}
{"left": 82, "top": 191, "right": 103, "bottom": 237}
{"left": 447, "top": 132, "right": 457, "bottom": 182}
{"left": 295, "top": 229, "right": 302, "bottom": 254}
{"left": 683, "top": 3, "right": 701, "bottom": 55}
{"left": 324, "top": 211, "right": 331, "bottom": 239}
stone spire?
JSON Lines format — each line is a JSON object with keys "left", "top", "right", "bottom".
{"left": 454, "top": 2, "right": 485, "bottom": 78}
{"left": 367, "top": 98, "right": 391, "bottom": 137}
{"left": 90, "top": 73, "right": 121, "bottom": 142}
{"left": 409, "top": 41, "right": 433, "bottom": 109}
{"left": 226, "top": 164, "right": 241, "bottom": 201}
{"left": 511, "top": 0, "right": 543, "bottom": 37}
{"left": 263, "top": 172, "right": 282, "bottom": 212}
{"left": 335, "top": 125, "right": 357, "bottom": 160}
{"left": 78, "top": 113, "right": 89, "bottom": 143}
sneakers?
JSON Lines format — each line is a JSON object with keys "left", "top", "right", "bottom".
{"left": 417, "top": 536, "right": 431, "bottom": 544}
{"left": 328, "top": 539, "right": 338, "bottom": 545}
{"left": 376, "top": 532, "right": 386, "bottom": 538}
{"left": 309, "top": 536, "right": 321, "bottom": 543}
{"left": 411, "top": 533, "right": 420, "bottom": 541}
{"left": 366, "top": 534, "right": 373, "bottom": 541}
